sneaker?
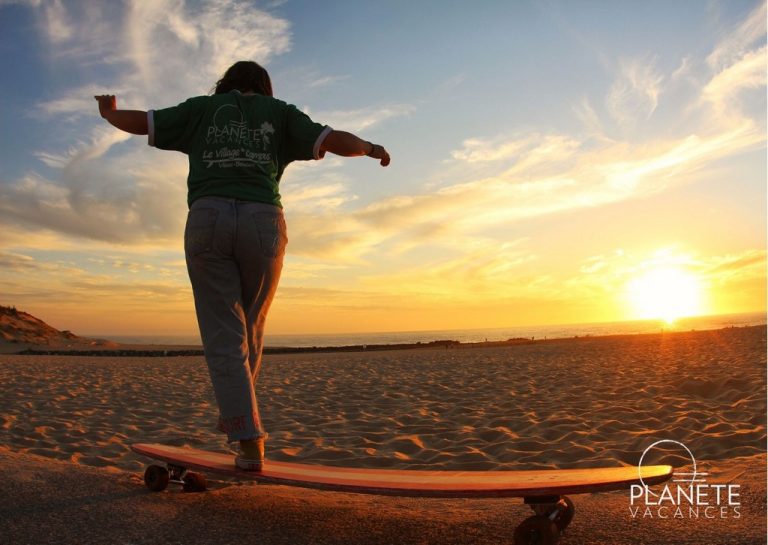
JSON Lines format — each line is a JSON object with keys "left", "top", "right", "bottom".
{"left": 235, "top": 455, "right": 264, "bottom": 471}
{"left": 235, "top": 434, "right": 266, "bottom": 471}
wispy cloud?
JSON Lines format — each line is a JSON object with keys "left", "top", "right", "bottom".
{"left": 307, "top": 74, "right": 350, "bottom": 88}
{"left": 34, "top": 2, "right": 120, "bottom": 63}
{"left": 124, "top": 0, "right": 292, "bottom": 98}
{"left": 0, "top": 149, "right": 188, "bottom": 244}
{"left": 606, "top": 56, "right": 664, "bottom": 128}
{"left": 0, "top": 251, "right": 36, "bottom": 270}
{"left": 359, "top": 239, "right": 542, "bottom": 302}
{"left": 41, "top": 0, "right": 72, "bottom": 43}
{"left": 572, "top": 98, "right": 606, "bottom": 138}
{"left": 702, "top": 45, "right": 767, "bottom": 117}
{"left": 282, "top": 180, "right": 357, "bottom": 212}
{"left": 33, "top": 126, "right": 133, "bottom": 167}
{"left": 706, "top": 2, "right": 767, "bottom": 71}
{"left": 313, "top": 104, "right": 415, "bottom": 133}
{"left": 450, "top": 134, "right": 534, "bottom": 163}
{"left": 36, "top": 84, "right": 128, "bottom": 118}
{"left": 702, "top": 249, "right": 767, "bottom": 280}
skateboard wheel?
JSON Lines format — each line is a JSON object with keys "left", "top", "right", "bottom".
{"left": 554, "top": 496, "right": 575, "bottom": 531}
{"left": 144, "top": 465, "right": 170, "bottom": 492}
{"left": 182, "top": 472, "right": 207, "bottom": 492}
{"left": 513, "top": 515, "right": 559, "bottom": 545}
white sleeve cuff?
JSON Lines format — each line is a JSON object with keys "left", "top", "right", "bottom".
{"left": 147, "top": 110, "right": 155, "bottom": 147}
{"left": 313, "top": 125, "right": 333, "bottom": 160}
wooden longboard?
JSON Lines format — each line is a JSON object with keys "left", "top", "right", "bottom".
{"left": 131, "top": 443, "right": 672, "bottom": 498}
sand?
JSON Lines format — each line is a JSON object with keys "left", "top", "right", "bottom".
{"left": 0, "top": 326, "right": 765, "bottom": 544}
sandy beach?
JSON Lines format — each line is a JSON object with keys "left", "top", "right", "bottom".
{"left": 0, "top": 325, "right": 765, "bottom": 544}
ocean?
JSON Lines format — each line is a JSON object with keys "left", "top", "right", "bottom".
{"left": 105, "top": 312, "right": 765, "bottom": 348}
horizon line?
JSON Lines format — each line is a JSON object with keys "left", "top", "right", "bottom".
{"left": 87, "top": 310, "right": 766, "bottom": 340}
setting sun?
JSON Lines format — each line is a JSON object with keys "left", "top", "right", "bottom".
{"left": 627, "top": 267, "right": 704, "bottom": 324}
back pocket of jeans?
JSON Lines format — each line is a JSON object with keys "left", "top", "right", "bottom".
{"left": 185, "top": 208, "right": 219, "bottom": 256}
{"left": 253, "top": 212, "right": 287, "bottom": 258}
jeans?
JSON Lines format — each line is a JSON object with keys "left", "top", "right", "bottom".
{"left": 184, "top": 196, "right": 286, "bottom": 442}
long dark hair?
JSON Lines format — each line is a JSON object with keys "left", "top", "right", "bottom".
{"left": 212, "top": 61, "right": 273, "bottom": 96}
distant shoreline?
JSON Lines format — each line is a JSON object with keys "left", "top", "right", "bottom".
{"left": 10, "top": 323, "right": 765, "bottom": 357}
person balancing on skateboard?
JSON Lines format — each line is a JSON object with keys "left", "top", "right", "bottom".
{"left": 95, "top": 60, "right": 390, "bottom": 471}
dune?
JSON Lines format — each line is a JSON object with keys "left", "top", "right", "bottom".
{"left": 0, "top": 305, "right": 118, "bottom": 353}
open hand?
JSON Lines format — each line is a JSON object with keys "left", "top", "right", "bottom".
{"left": 94, "top": 95, "right": 116, "bottom": 118}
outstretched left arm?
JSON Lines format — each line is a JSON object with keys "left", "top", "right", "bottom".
{"left": 94, "top": 95, "right": 148, "bottom": 135}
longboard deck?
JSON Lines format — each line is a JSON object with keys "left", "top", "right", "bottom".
{"left": 131, "top": 443, "right": 673, "bottom": 498}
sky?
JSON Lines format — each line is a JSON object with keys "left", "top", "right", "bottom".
{"left": 0, "top": 0, "right": 765, "bottom": 337}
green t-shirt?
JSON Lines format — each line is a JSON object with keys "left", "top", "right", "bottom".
{"left": 149, "top": 91, "right": 330, "bottom": 207}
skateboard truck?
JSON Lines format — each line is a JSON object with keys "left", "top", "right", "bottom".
{"left": 144, "top": 463, "right": 207, "bottom": 493}
{"left": 513, "top": 495, "right": 575, "bottom": 545}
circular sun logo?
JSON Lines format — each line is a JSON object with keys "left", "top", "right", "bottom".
{"left": 638, "top": 439, "right": 699, "bottom": 493}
